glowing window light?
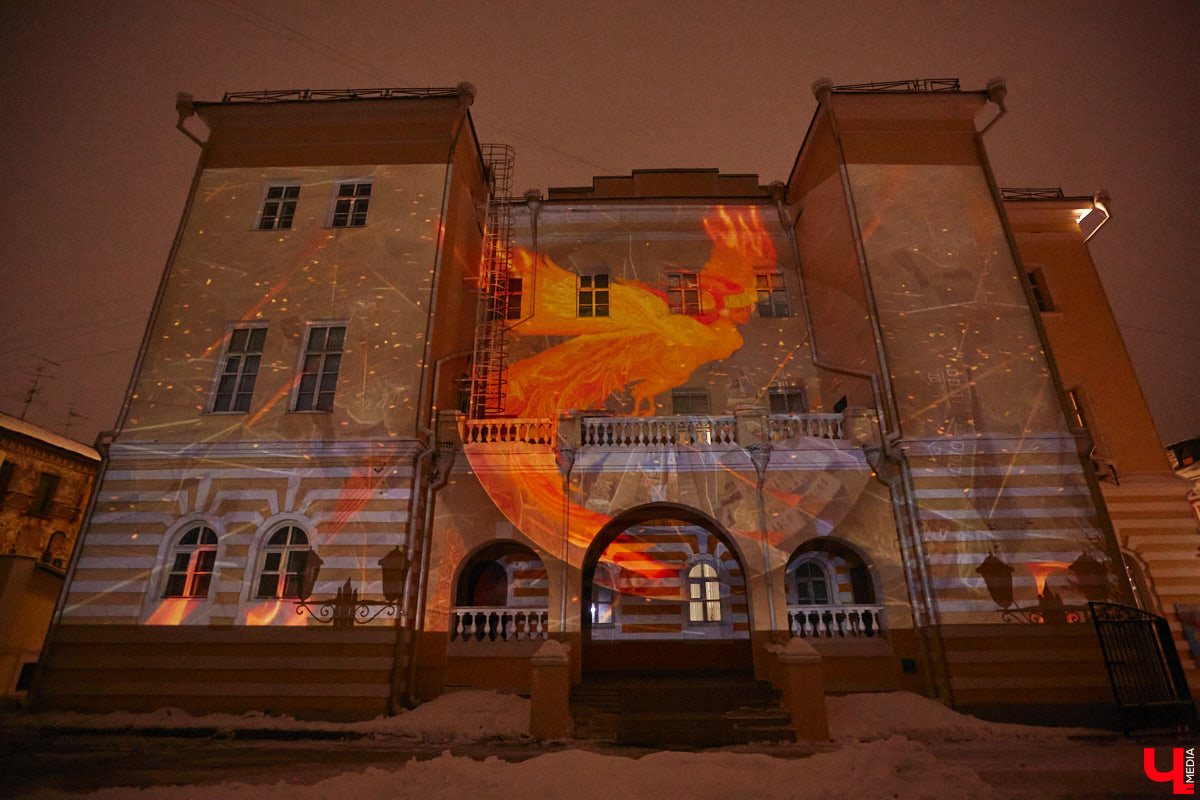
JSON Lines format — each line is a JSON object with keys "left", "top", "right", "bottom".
{"left": 687, "top": 562, "right": 722, "bottom": 622}
{"left": 256, "top": 525, "right": 310, "bottom": 599}
{"left": 163, "top": 526, "right": 217, "bottom": 598}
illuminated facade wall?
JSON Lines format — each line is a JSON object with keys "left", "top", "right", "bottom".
{"left": 37, "top": 89, "right": 487, "bottom": 717}
{"left": 37, "top": 83, "right": 1151, "bottom": 720}
{"left": 1006, "top": 194, "right": 1200, "bottom": 689}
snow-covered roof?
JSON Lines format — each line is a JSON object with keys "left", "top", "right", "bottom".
{"left": 0, "top": 412, "right": 100, "bottom": 461}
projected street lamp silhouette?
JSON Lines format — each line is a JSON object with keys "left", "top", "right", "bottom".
{"left": 295, "top": 546, "right": 410, "bottom": 626}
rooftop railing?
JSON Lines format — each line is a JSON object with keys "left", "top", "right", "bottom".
{"left": 218, "top": 87, "right": 464, "bottom": 104}
{"left": 832, "top": 78, "right": 960, "bottom": 93}
{"left": 999, "top": 187, "right": 1066, "bottom": 201}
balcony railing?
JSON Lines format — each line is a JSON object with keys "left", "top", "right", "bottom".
{"left": 786, "top": 604, "right": 885, "bottom": 639}
{"left": 768, "top": 413, "right": 844, "bottom": 442}
{"left": 460, "top": 418, "right": 556, "bottom": 445}
{"left": 582, "top": 415, "right": 737, "bottom": 447}
{"left": 461, "top": 413, "right": 848, "bottom": 448}
{"left": 450, "top": 606, "right": 550, "bottom": 643}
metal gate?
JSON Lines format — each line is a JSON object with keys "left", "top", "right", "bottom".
{"left": 1090, "top": 601, "right": 1199, "bottom": 735}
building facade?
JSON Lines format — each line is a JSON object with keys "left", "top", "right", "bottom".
{"left": 0, "top": 413, "right": 99, "bottom": 697}
{"left": 33, "top": 79, "right": 1192, "bottom": 725}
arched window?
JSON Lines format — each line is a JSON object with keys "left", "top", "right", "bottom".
{"left": 687, "top": 562, "right": 722, "bottom": 622}
{"left": 256, "top": 525, "right": 309, "bottom": 598}
{"left": 793, "top": 561, "right": 829, "bottom": 605}
{"left": 164, "top": 526, "right": 218, "bottom": 598}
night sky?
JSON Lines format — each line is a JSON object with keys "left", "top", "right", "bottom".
{"left": 1, "top": 1, "right": 1196, "bottom": 446}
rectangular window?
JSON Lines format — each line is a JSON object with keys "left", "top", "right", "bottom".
{"left": 29, "top": 473, "right": 59, "bottom": 516}
{"left": 667, "top": 272, "right": 701, "bottom": 315}
{"left": 672, "top": 390, "right": 710, "bottom": 415}
{"left": 504, "top": 277, "right": 523, "bottom": 320}
{"left": 1027, "top": 268, "right": 1055, "bottom": 312}
{"left": 331, "top": 182, "right": 371, "bottom": 227}
{"left": 755, "top": 270, "right": 790, "bottom": 317}
{"left": 212, "top": 326, "right": 267, "bottom": 413}
{"left": 257, "top": 184, "right": 300, "bottom": 230}
{"left": 769, "top": 388, "right": 807, "bottom": 414}
{"left": 578, "top": 273, "right": 610, "bottom": 317}
{"left": 295, "top": 325, "right": 345, "bottom": 412}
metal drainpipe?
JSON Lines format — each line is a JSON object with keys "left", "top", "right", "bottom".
{"left": 404, "top": 442, "right": 455, "bottom": 707}
{"left": 31, "top": 106, "right": 208, "bottom": 707}
{"left": 776, "top": 177, "right": 941, "bottom": 695}
{"left": 396, "top": 104, "right": 467, "bottom": 707}
{"left": 815, "top": 90, "right": 949, "bottom": 699}
{"left": 978, "top": 78, "right": 1008, "bottom": 137}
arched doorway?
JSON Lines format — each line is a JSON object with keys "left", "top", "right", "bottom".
{"left": 783, "top": 537, "right": 884, "bottom": 639}
{"left": 452, "top": 541, "right": 549, "bottom": 642}
{"left": 581, "top": 503, "right": 752, "bottom": 675}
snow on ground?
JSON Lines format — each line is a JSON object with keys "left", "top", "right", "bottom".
{"left": 7, "top": 691, "right": 531, "bottom": 742}
{"left": 11, "top": 689, "right": 1094, "bottom": 745}
{"left": 12, "top": 692, "right": 1117, "bottom": 799}
{"left": 35, "top": 738, "right": 1003, "bottom": 800}
{"left": 827, "top": 691, "right": 1096, "bottom": 743}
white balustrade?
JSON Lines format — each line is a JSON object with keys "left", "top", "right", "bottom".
{"left": 786, "top": 604, "right": 885, "bottom": 638}
{"left": 461, "top": 418, "right": 556, "bottom": 445}
{"left": 581, "top": 416, "right": 737, "bottom": 447}
{"left": 769, "top": 413, "right": 844, "bottom": 442}
{"left": 450, "top": 606, "right": 550, "bottom": 642}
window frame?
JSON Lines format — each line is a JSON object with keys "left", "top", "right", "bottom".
{"left": 27, "top": 472, "right": 59, "bottom": 517}
{"left": 1026, "top": 266, "right": 1057, "bottom": 313}
{"left": 666, "top": 271, "right": 702, "bottom": 316}
{"left": 578, "top": 273, "right": 610, "bottom": 317}
{"left": 329, "top": 180, "right": 372, "bottom": 228}
{"left": 210, "top": 323, "right": 268, "bottom": 414}
{"left": 255, "top": 524, "right": 312, "bottom": 600}
{"left": 504, "top": 276, "right": 523, "bottom": 321}
{"left": 255, "top": 182, "right": 301, "bottom": 231}
{"left": 755, "top": 269, "right": 790, "bottom": 317}
{"left": 671, "top": 389, "right": 710, "bottom": 416}
{"left": 163, "top": 525, "right": 219, "bottom": 599}
{"left": 293, "top": 322, "right": 347, "bottom": 413}
{"left": 684, "top": 559, "right": 723, "bottom": 623}
{"left": 768, "top": 386, "right": 807, "bottom": 414}
{"left": 792, "top": 559, "right": 833, "bottom": 606}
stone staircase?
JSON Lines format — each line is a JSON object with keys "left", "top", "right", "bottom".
{"left": 570, "top": 671, "right": 793, "bottom": 747}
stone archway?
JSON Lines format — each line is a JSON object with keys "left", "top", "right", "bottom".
{"left": 580, "top": 503, "right": 753, "bottom": 675}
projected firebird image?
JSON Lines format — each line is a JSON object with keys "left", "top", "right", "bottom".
{"left": 500, "top": 206, "right": 777, "bottom": 418}
{"left": 461, "top": 206, "right": 864, "bottom": 574}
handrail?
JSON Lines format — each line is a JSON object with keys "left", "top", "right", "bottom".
{"left": 460, "top": 417, "right": 556, "bottom": 444}
{"left": 217, "top": 87, "right": 464, "bottom": 104}
{"left": 832, "top": 78, "right": 959, "bottom": 93}
{"left": 450, "top": 606, "right": 549, "bottom": 642}
{"left": 581, "top": 415, "right": 737, "bottom": 447}
{"left": 786, "top": 603, "right": 885, "bottom": 638}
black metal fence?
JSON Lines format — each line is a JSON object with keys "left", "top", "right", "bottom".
{"left": 1090, "top": 601, "right": 1199, "bottom": 735}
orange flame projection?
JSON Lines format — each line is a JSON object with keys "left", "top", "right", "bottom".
{"left": 1026, "top": 560, "right": 1072, "bottom": 597}
{"left": 468, "top": 206, "right": 782, "bottom": 566}
{"left": 501, "top": 206, "right": 775, "bottom": 418}
{"left": 145, "top": 598, "right": 203, "bottom": 626}
{"left": 244, "top": 599, "right": 305, "bottom": 626}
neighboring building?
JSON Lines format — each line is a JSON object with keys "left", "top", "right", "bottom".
{"left": 0, "top": 413, "right": 99, "bottom": 697}
{"left": 1003, "top": 190, "right": 1200, "bottom": 677}
{"left": 33, "top": 78, "right": 1186, "bottom": 728}
{"left": 1166, "top": 438, "right": 1200, "bottom": 527}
